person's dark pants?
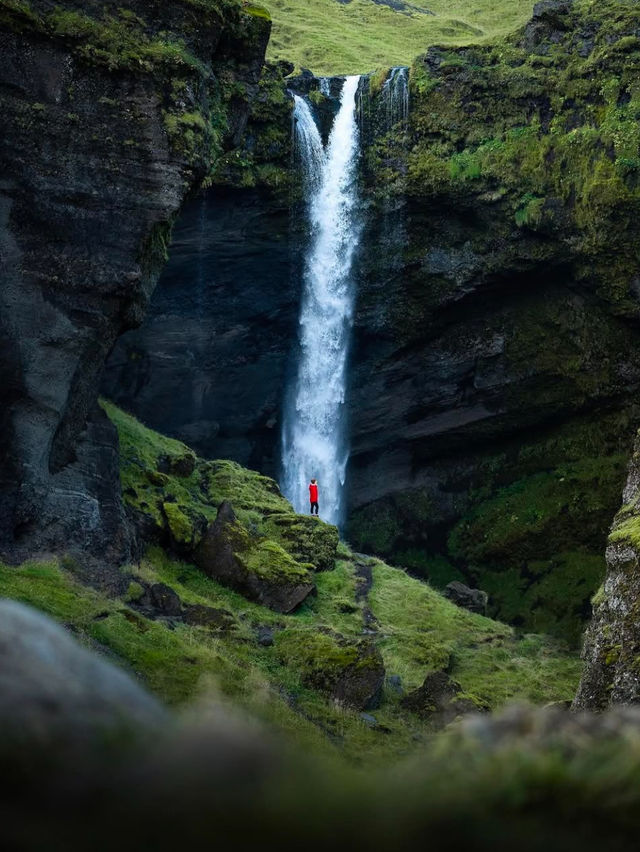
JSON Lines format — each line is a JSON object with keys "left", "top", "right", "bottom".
{"left": 310, "top": 502, "right": 319, "bottom": 515}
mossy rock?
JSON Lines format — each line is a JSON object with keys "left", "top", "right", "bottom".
{"left": 161, "top": 502, "right": 206, "bottom": 551}
{"left": 402, "top": 670, "right": 485, "bottom": 727}
{"left": 264, "top": 513, "right": 339, "bottom": 572}
{"left": 275, "top": 628, "right": 385, "bottom": 710}
{"left": 194, "top": 502, "right": 315, "bottom": 613}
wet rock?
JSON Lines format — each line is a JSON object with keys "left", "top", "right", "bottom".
{"left": 0, "top": 600, "right": 166, "bottom": 743}
{"left": 444, "top": 581, "right": 488, "bottom": 616}
{"left": 402, "top": 671, "right": 478, "bottom": 726}
{"left": 194, "top": 501, "right": 315, "bottom": 613}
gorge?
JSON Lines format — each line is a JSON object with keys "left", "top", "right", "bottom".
{"left": 6, "top": 1, "right": 640, "bottom": 844}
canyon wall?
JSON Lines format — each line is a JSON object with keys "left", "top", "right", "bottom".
{"left": 105, "top": 0, "right": 640, "bottom": 642}
{"left": 0, "top": 0, "right": 270, "bottom": 569}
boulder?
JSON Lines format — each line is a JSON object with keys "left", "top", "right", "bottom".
{"left": 402, "top": 670, "right": 478, "bottom": 726}
{"left": 444, "top": 581, "right": 488, "bottom": 616}
{"left": 194, "top": 502, "right": 315, "bottom": 613}
{"left": 158, "top": 453, "right": 196, "bottom": 478}
{"left": 0, "top": 600, "right": 166, "bottom": 744}
{"left": 183, "top": 604, "right": 237, "bottom": 632}
{"left": 148, "top": 582, "right": 183, "bottom": 617}
{"left": 277, "top": 629, "right": 385, "bottom": 710}
{"left": 265, "top": 512, "right": 339, "bottom": 571}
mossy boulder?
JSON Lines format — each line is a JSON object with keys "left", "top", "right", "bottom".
{"left": 276, "top": 629, "right": 385, "bottom": 711}
{"left": 264, "top": 513, "right": 339, "bottom": 572}
{"left": 401, "top": 670, "right": 481, "bottom": 726}
{"left": 194, "top": 501, "right": 315, "bottom": 613}
{"left": 161, "top": 501, "right": 207, "bottom": 551}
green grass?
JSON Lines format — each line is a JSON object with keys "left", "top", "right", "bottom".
{"left": 263, "top": 0, "right": 536, "bottom": 75}
{"left": 0, "top": 403, "right": 583, "bottom": 765}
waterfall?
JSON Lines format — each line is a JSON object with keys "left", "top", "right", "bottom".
{"left": 381, "top": 66, "right": 409, "bottom": 130}
{"left": 282, "top": 75, "right": 362, "bottom": 527}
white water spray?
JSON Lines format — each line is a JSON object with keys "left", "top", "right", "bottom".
{"left": 282, "top": 76, "right": 362, "bottom": 526}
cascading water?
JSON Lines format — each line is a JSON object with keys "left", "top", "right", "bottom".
{"left": 282, "top": 75, "right": 362, "bottom": 527}
{"left": 381, "top": 66, "right": 409, "bottom": 130}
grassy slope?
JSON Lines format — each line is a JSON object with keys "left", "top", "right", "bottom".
{"left": 264, "top": 0, "right": 535, "bottom": 74}
{"left": 0, "top": 403, "right": 581, "bottom": 765}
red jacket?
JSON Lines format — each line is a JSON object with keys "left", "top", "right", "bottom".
{"left": 309, "top": 483, "right": 318, "bottom": 503}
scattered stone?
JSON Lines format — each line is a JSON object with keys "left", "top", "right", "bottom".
{"left": 157, "top": 453, "right": 196, "bottom": 478}
{"left": 360, "top": 713, "right": 378, "bottom": 728}
{"left": 149, "top": 582, "right": 183, "bottom": 617}
{"left": 194, "top": 502, "right": 315, "bottom": 613}
{"left": 183, "top": 604, "right": 237, "bottom": 632}
{"left": 444, "top": 581, "right": 488, "bottom": 616}
{"left": 387, "top": 674, "right": 404, "bottom": 696}
{"left": 0, "top": 600, "right": 166, "bottom": 743}
{"left": 256, "top": 626, "right": 275, "bottom": 647}
{"left": 402, "top": 670, "right": 479, "bottom": 726}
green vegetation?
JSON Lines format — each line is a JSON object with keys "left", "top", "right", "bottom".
{"left": 405, "top": 0, "right": 640, "bottom": 315}
{"left": 263, "top": 0, "right": 536, "bottom": 75}
{"left": 349, "top": 409, "right": 635, "bottom": 645}
{"left": 0, "top": 403, "right": 582, "bottom": 764}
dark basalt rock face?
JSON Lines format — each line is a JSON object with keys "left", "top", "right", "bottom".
{"left": 0, "top": 0, "right": 269, "bottom": 566}
{"left": 103, "top": 187, "right": 294, "bottom": 478}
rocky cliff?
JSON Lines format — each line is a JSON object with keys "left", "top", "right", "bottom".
{"left": 348, "top": 0, "right": 640, "bottom": 641}
{"left": 575, "top": 427, "right": 640, "bottom": 707}
{"left": 0, "top": 0, "right": 270, "bottom": 568}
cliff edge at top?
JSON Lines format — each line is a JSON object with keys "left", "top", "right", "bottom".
{"left": 0, "top": 0, "right": 270, "bottom": 569}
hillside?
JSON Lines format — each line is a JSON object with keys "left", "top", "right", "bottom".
{"left": 264, "top": 0, "right": 536, "bottom": 74}
{"left": 0, "top": 403, "right": 581, "bottom": 764}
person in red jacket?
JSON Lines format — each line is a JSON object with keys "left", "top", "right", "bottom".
{"left": 309, "top": 479, "right": 319, "bottom": 516}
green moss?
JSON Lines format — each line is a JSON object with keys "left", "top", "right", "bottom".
{"left": 162, "top": 502, "right": 198, "bottom": 546}
{"left": 244, "top": 3, "right": 271, "bottom": 20}
{"left": 609, "top": 515, "right": 640, "bottom": 549}
{"left": 241, "top": 538, "right": 313, "bottom": 583}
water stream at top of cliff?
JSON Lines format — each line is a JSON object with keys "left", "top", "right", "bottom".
{"left": 281, "top": 75, "right": 362, "bottom": 527}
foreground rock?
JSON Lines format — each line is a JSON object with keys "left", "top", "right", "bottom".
{"left": 575, "top": 432, "right": 640, "bottom": 709}
{"left": 194, "top": 502, "right": 315, "bottom": 613}
{"left": 444, "top": 581, "right": 488, "bottom": 616}
{"left": 0, "top": 599, "right": 166, "bottom": 742}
